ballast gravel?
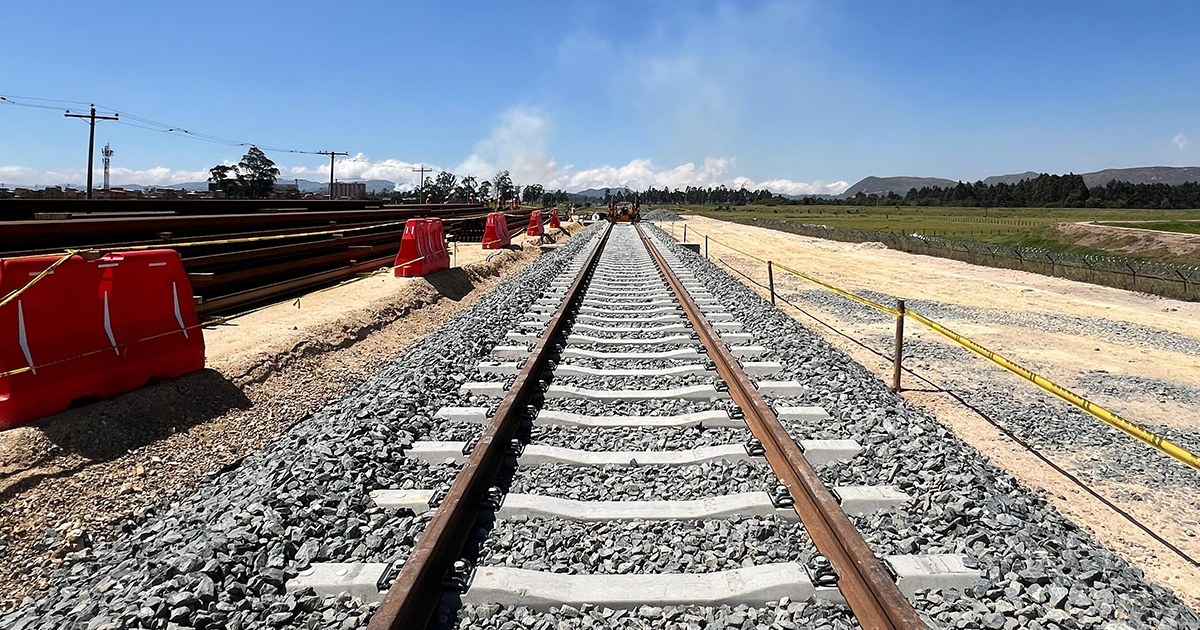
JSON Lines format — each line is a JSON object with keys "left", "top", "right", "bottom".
{"left": 527, "top": 425, "right": 752, "bottom": 452}
{"left": 506, "top": 460, "right": 774, "bottom": 502}
{"left": 476, "top": 516, "right": 815, "bottom": 574}
{"left": 439, "top": 599, "right": 858, "bottom": 630}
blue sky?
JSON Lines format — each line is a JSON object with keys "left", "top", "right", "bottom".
{"left": 1, "top": 0, "right": 1197, "bottom": 192}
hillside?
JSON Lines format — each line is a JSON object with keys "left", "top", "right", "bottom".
{"left": 846, "top": 166, "right": 1200, "bottom": 198}
{"left": 1080, "top": 166, "right": 1200, "bottom": 187}
{"left": 841, "top": 176, "right": 957, "bottom": 197}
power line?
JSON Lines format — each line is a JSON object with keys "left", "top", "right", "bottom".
{"left": 1, "top": 94, "right": 333, "bottom": 156}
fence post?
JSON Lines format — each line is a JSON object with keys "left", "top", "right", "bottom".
{"left": 768, "top": 261, "right": 776, "bottom": 305}
{"left": 705, "top": 234, "right": 709, "bottom": 259}
{"left": 683, "top": 225, "right": 688, "bottom": 242}
{"left": 893, "top": 299, "right": 906, "bottom": 391}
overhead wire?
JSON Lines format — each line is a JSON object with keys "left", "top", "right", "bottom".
{"left": 1, "top": 94, "right": 333, "bottom": 156}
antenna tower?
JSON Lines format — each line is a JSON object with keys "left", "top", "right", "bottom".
{"left": 102, "top": 143, "right": 114, "bottom": 191}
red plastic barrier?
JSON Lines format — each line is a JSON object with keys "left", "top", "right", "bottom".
{"left": 482, "top": 212, "right": 511, "bottom": 250}
{"left": 527, "top": 210, "right": 544, "bottom": 237}
{"left": 548, "top": 207, "right": 561, "bottom": 229}
{"left": 394, "top": 217, "right": 450, "bottom": 277}
{"left": 0, "top": 250, "right": 206, "bottom": 429}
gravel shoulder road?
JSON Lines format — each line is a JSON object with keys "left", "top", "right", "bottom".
{"left": 658, "top": 214, "right": 1200, "bottom": 611}
{"left": 0, "top": 223, "right": 581, "bottom": 611}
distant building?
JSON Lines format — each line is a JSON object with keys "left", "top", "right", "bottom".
{"left": 330, "top": 181, "right": 366, "bottom": 199}
{"left": 40, "top": 186, "right": 83, "bottom": 199}
{"left": 97, "top": 187, "right": 142, "bottom": 200}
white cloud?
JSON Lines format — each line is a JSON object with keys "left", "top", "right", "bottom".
{"left": 440, "top": 107, "right": 843, "bottom": 194}
{"left": 2, "top": 105, "right": 848, "bottom": 197}
{"left": 288, "top": 154, "right": 437, "bottom": 189}
{"left": 1173, "top": 133, "right": 1189, "bottom": 150}
{"left": 731, "top": 176, "right": 850, "bottom": 196}
{"left": 455, "top": 107, "right": 554, "bottom": 185}
{"left": 0, "top": 164, "right": 210, "bottom": 188}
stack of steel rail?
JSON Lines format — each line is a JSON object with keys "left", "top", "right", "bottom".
{"left": 0, "top": 199, "right": 537, "bottom": 317}
{"left": 287, "top": 223, "right": 980, "bottom": 629}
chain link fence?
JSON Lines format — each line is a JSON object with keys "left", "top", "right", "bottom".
{"left": 737, "top": 217, "right": 1200, "bottom": 302}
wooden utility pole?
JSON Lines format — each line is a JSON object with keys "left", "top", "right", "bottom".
{"left": 318, "top": 151, "right": 349, "bottom": 197}
{"left": 64, "top": 105, "right": 118, "bottom": 199}
{"left": 412, "top": 165, "right": 433, "bottom": 200}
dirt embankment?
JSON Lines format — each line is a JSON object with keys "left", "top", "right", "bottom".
{"left": 0, "top": 223, "right": 581, "bottom": 609}
{"left": 1054, "top": 221, "right": 1200, "bottom": 257}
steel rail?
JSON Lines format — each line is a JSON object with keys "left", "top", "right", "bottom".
{"left": 189, "top": 243, "right": 400, "bottom": 291}
{"left": 0, "top": 199, "right": 486, "bottom": 221}
{"left": 366, "top": 223, "right": 612, "bottom": 630}
{"left": 635, "top": 225, "right": 926, "bottom": 630}
{"left": 182, "top": 228, "right": 407, "bottom": 270}
{"left": 0, "top": 204, "right": 507, "bottom": 244}
{"left": 193, "top": 254, "right": 397, "bottom": 316}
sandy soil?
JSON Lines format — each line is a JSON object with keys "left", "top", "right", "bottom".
{"left": 661, "top": 215, "right": 1200, "bottom": 610}
{"left": 0, "top": 223, "right": 581, "bottom": 609}
{"left": 1055, "top": 221, "right": 1200, "bottom": 256}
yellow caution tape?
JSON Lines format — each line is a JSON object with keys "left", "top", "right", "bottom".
{"left": 904, "top": 309, "right": 1200, "bottom": 472}
{"left": 669, "top": 219, "right": 1200, "bottom": 473}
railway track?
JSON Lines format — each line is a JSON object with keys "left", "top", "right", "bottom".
{"left": 289, "top": 223, "right": 978, "bottom": 629}
{"left": 7, "top": 218, "right": 1199, "bottom": 629}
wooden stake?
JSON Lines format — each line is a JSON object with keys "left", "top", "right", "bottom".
{"left": 893, "top": 299, "right": 905, "bottom": 391}
{"left": 768, "top": 261, "right": 775, "bottom": 306}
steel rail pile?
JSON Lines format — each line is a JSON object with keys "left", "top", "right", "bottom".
{"left": 0, "top": 201, "right": 538, "bottom": 317}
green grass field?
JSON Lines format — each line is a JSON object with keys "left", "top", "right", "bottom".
{"left": 661, "top": 205, "right": 1200, "bottom": 265}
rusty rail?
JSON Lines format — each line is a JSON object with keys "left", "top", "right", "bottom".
{"left": 634, "top": 224, "right": 926, "bottom": 630}
{"left": 366, "top": 224, "right": 612, "bottom": 630}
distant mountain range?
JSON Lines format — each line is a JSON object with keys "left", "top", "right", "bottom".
{"left": 841, "top": 166, "right": 1200, "bottom": 198}
{"left": 840, "top": 176, "right": 959, "bottom": 197}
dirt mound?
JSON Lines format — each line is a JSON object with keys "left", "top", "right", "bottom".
{"left": 1054, "top": 221, "right": 1200, "bottom": 257}
{"left": 852, "top": 241, "right": 888, "bottom": 251}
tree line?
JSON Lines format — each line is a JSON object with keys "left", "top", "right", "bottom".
{"left": 603, "top": 175, "right": 1200, "bottom": 209}
{"left": 812, "top": 174, "right": 1200, "bottom": 209}
{"left": 208, "top": 150, "right": 1199, "bottom": 209}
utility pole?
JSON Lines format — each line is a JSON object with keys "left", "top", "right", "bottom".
{"left": 65, "top": 105, "right": 118, "bottom": 199}
{"left": 412, "top": 165, "right": 432, "bottom": 201}
{"left": 317, "top": 151, "right": 349, "bottom": 198}
{"left": 102, "top": 143, "right": 113, "bottom": 193}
